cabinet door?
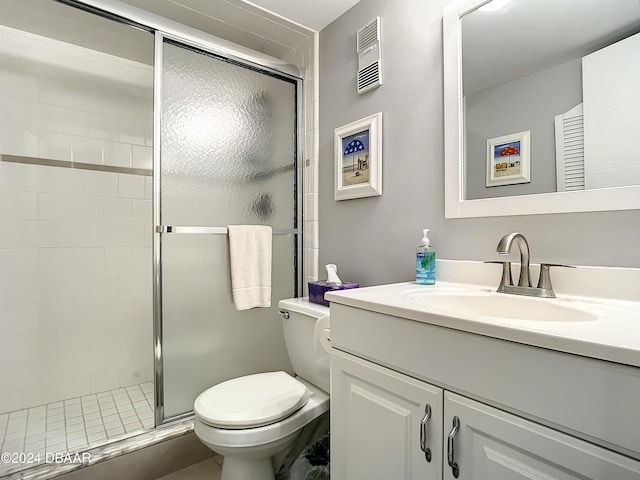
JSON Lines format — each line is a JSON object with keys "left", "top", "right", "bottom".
{"left": 331, "top": 350, "right": 443, "bottom": 480}
{"left": 443, "top": 391, "right": 640, "bottom": 480}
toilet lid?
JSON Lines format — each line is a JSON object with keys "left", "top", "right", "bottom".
{"left": 194, "top": 371, "right": 309, "bottom": 429}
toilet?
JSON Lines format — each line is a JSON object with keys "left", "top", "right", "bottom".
{"left": 194, "top": 298, "right": 331, "bottom": 480}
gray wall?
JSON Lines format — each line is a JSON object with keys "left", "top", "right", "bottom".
{"left": 318, "top": 0, "right": 640, "bottom": 288}
{"left": 466, "top": 59, "right": 582, "bottom": 200}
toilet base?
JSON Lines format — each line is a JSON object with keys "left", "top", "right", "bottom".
{"left": 220, "top": 456, "right": 275, "bottom": 480}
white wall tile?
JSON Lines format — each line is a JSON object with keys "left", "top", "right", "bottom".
{"left": 0, "top": 128, "right": 39, "bottom": 157}
{"left": 38, "top": 132, "right": 73, "bottom": 162}
{"left": 87, "top": 171, "right": 117, "bottom": 197}
{"left": 105, "top": 247, "right": 132, "bottom": 272}
{"left": 72, "top": 196, "right": 103, "bottom": 221}
{"left": 89, "top": 273, "right": 119, "bottom": 298}
{"left": 117, "top": 295, "right": 151, "bottom": 323}
{"left": 58, "top": 325, "right": 91, "bottom": 353}
{"left": 73, "top": 248, "right": 105, "bottom": 273}
{"left": 0, "top": 70, "right": 38, "bottom": 101}
{"left": 73, "top": 222, "right": 118, "bottom": 248}
{"left": 90, "top": 371, "right": 120, "bottom": 394}
{"left": 72, "top": 136, "right": 103, "bottom": 165}
{"left": 0, "top": 220, "right": 38, "bottom": 248}
{"left": 144, "top": 223, "right": 152, "bottom": 247}
{"left": 304, "top": 164, "right": 318, "bottom": 194}
{"left": 41, "top": 354, "right": 76, "bottom": 384}
{"left": 104, "top": 197, "right": 132, "bottom": 223}
{"left": 103, "top": 346, "right": 133, "bottom": 370}
{"left": 21, "top": 384, "right": 61, "bottom": 411}
{"left": 39, "top": 248, "right": 74, "bottom": 275}
{"left": 0, "top": 191, "right": 38, "bottom": 220}
{"left": 22, "top": 166, "right": 86, "bottom": 196}
{"left": 303, "top": 220, "right": 318, "bottom": 250}
{"left": 39, "top": 274, "right": 89, "bottom": 303}
{"left": 144, "top": 176, "right": 153, "bottom": 200}
{"left": 88, "top": 113, "right": 118, "bottom": 141}
{"left": 38, "top": 193, "right": 73, "bottom": 221}
{"left": 303, "top": 193, "right": 318, "bottom": 221}
{"left": 37, "top": 78, "right": 74, "bottom": 108}
{"left": 131, "top": 247, "right": 152, "bottom": 271}
{"left": 118, "top": 271, "right": 150, "bottom": 296}
{"left": 131, "top": 199, "right": 151, "bottom": 223}
{"left": 132, "top": 145, "right": 152, "bottom": 170}
{"left": 119, "top": 366, "right": 152, "bottom": 387}
{"left": 0, "top": 97, "right": 38, "bottom": 131}
{"left": 37, "top": 221, "right": 76, "bottom": 247}
{"left": 118, "top": 174, "right": 145, "bottom": 199}
{"left": 46, "top": 168, "right": 86, "bottom": 196}
{"left": 118, "top": 120, "right": 148, "bottom": 146}
{"left": 104, "top": 141, "right": 132, "bottom": 168}
{"left": 1, "top": 63, "right": 158, "bottom": 407}
{"left": 0, "top": 276, "right": 40, "bottom": 306}
{"left": 303, "top": 248, "right": 318, "bottom": 279}
{"left": 0, "top": 248, "right": 39, "bottom": 277}
{"left": 59, "top": 378, "right": 91, "bottom": 400}
{"left": 117, "top": 223, "right": 147, "bottom": 247}
{"left": 7, "top": 360, "right": 41, "bottom": 390}
{"left": 0, "top": 162, "right": 19, "bottom": 191}
{"left": 74, "top": 349, "right": 106, "bottom": 379}
{"left": 0, "top": 304, "right": 38, "bottom": 334}
{"left": 37, "top": 103, "right": 88, "bottom": 137}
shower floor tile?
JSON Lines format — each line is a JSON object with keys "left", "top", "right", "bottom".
{"left": 0, "top": 382, "right": 154, "bottom": 477}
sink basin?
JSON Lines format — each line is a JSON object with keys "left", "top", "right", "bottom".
{"left": 406, "top": 291, "right": 597, "bottom": 322}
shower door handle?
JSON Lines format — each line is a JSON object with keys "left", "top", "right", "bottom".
{"left": 156, "top": 225, "right": 298, "bottom": 235}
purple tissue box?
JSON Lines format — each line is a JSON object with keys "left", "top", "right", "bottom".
{"left": 308, "top": 281, "right": 360, "bottom": 307}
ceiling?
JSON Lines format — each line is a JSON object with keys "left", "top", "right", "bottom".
{"left": 118, "top": 0, "right": 360, "bottom": 32}
{"left": 242, "top": 0, "right": 361, "bottom": 31}
{"left": 462, "top": 0, "right": 640, "bottom": 95}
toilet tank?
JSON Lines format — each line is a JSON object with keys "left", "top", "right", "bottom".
{"left": 278, "top": 297, "right": 330, "bottom": 393}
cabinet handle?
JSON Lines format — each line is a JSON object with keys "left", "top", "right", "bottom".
{"left": 447, "top": 416, "right": 460, "bottom": 478}
{"left": 419, "top": 404, "right": 432, "bottom": 462}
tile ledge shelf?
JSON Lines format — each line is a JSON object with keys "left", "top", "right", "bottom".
{"left": 3, "top": 418, "right": 195, "bottom": 480}
{"left": 1, "top": 154, "right": 152, "bottom": 177}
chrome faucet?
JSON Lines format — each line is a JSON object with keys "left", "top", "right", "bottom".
{"left": 496, "top": 232, "right": 532, "bottom": 288}
{"left": 488, "top": 232, "right": 574, "bottom": 298}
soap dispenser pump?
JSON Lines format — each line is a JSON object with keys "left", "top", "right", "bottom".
{"left": 416, "top": 228, "right": 436, "bottom": 285}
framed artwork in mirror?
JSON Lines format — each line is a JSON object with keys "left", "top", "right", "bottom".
{"left": 334, "top": 112, "right": 382, "bottom": 200}
{"left": 486, "top": 130, "right": 531, "bottom": 187}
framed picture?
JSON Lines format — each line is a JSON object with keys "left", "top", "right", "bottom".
{"left": 334, "top": 112, "right": 382, "bottom": 200}
{"left": 486, "top": 130, "right": 531, "bottom": 187}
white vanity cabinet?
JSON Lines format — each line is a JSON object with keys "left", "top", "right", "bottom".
{"left": 443, "top": 392, "right": 640, "bottom": 479}
{"left": 329, "top": 302, "right": 640, "bottom": 480}
{"left": 331, "top": 349, "right": 443, "bottom": 480}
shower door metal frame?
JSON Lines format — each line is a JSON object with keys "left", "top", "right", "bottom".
{"left": 55, "top": 0, "right": 305, "bottom": 427}
{"left": 152, "top": 32, "right": 304, "bottom": 426}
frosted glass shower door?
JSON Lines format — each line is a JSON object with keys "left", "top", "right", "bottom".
{"left": 158, "top": 40, "right": 300, "bottom": 419}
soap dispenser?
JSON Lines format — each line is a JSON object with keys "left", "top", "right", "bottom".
{"left": 416, "top": 228, "right": 436, "bottom": 285}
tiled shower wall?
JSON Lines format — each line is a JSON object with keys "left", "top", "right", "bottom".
{"left": 0, "top": 66, "right": 154, "bottom": 414}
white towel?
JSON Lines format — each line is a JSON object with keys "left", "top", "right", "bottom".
{"left": 228, "top": 225, "right": 272, "bottom": 310}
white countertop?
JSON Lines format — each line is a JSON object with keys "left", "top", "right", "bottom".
{"left": 325, "top": 280, "right": 640, "bottom": 368}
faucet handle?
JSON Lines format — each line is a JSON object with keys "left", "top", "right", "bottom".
{"left": 537, "top": 263, "right": 576, "bottom": 290}
{"left": 484, "top": 260, "right": 513, "bottom": 292}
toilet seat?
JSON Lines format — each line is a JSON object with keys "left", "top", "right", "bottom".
{"left": 194, "top": 371, "right": 309, "bottom": 429}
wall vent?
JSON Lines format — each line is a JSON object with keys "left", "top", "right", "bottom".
{"left": 356, "top": 17, "right": 382, "bottom": 94}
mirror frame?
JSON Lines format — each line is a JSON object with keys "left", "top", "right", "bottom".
{"left": 443, "top": 0, "right": 640, "bottom": 218}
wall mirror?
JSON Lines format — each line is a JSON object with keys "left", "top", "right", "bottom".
{"left": 443, "top": 0, "right": 640, "bottom": 218}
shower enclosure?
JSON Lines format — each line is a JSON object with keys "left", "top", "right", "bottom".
{"left": 0, "top": 0, "right": 302, "bottom": 476}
